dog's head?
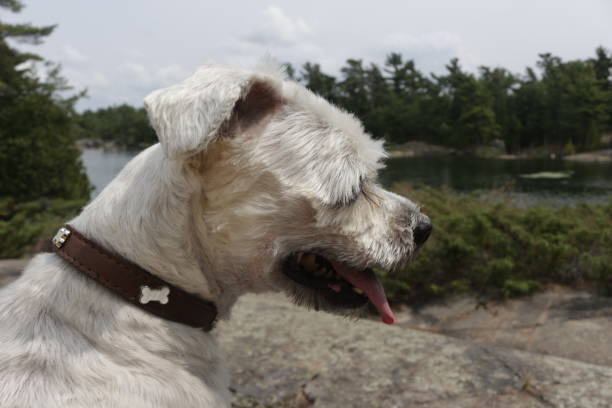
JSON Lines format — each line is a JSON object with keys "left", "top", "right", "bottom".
{"left": 144, "top": 61, "right": 431, "bottom": 323}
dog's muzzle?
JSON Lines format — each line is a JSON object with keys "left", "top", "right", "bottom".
{"left": 282, "top": 251, "right": 395, "bottom": 324}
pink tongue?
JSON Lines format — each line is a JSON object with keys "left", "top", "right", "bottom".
{"left": 330, "top": 260, "right": 395, "bottom": 324}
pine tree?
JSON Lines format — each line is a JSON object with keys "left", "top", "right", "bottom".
{"left": 300, "top": 62, "right": 338, "bottom": 103}
{"left": 435, "top": 59, "right": 500, "bottom": 148}
{"left": 591, "top": 46, "right": 612, "bottom": 132}
{"left": 0, "top": 0, "right": 90, "bottom": 201}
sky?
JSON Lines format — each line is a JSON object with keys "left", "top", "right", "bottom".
{"left": 4, "top": 0, "right": 612, "bottom": 110}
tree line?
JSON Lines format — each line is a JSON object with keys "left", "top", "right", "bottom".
{"left": 289, "top": 50, "right": 612, "bottom": 153}
{"left": 74, "top": 105, "right": 155, "bottom": 149}
{"left": 77, "top": 49, "right": 612, "bottom": 154}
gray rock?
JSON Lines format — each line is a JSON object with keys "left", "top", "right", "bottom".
{"left": 0, "top": 258, "right": 26, "bottom": 286}
{"left": 220, "top": 294, "right": 612, "bottom": 407}
{"left": 396, "top": 289, "right": 612, "bottom": 367}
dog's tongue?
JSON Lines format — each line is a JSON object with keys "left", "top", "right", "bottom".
{"left": 330, "top": 260, "right": 395, "bottom": 324}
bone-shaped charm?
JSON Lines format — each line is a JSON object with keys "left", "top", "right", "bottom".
{"left": 139, "top": 285, "right": 170, "bottom": 305}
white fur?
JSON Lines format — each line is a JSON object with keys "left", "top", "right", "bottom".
{"left": 0, "top": 61, "right": 428, "bottom": 407}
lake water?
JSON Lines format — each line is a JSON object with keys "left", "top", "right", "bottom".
{"left": 382, "top": 156, "right": 612, "bottom": 205}
{"left": 81, "top": 149, "right": 137, "bottom": 197}
{"left": 81, "top": 149, "right": 612, "bottom": 205}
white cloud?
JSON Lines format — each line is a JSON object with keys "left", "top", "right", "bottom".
{"left": 232, "top": 11, "right": 478, "bottom": 79}
{"left": 117, "top": 62, "right": 189, "bottom": 85}
{"left": 71, "top": 62, "right": 192, "bottom": 109}
{"left": 63, "top": 67, "right": 110, "bottom": 89}
{"left": 118, "top": 62, "right": 151, "bottom": 82}
{"left": 372, "top": 31, "right": 479, "bottom": 74}
{"left": 244, "top": 6, "right": 313, "bottom": 47}
{"left": 62, "top": 45, "right": 88, "bottom": 63}
{"left": 382, "top": 32, "right": 462, "bottom": 51}
{"left": 225, "top": 5, "right": 326, "bottom": 72}
{"left": 156, "top": 64, "right": 189, "bottom": 83}
{"left": 90, "top": 72, "right": 110, "bottom": 87}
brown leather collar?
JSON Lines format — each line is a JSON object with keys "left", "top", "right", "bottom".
{"left": 52, "top": 225, "right": 217, "bottom": 331}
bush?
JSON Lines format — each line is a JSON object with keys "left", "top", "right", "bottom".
{"left": 0, "top": 198, "right": 86, "bottom": 258}
{"left": 382, "top": 185, "right": 612, "bottom": 304}
{"left": 0, "top": 97, "right": 91, "bottom": 201}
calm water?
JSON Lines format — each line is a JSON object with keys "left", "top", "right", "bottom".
{"left": 81, "top": 149, "right": 137, "bottom": 197}
{"left": 382, "top": 156, "right": 612, "bottom": 205}
{"left": 81, "top": 149, "right": 612, "bottom": 205}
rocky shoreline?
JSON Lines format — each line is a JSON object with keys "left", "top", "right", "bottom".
{"left": 389, "top": 141, "right": 612, "bottom": 162}
{"left": 388, "top": 141, "right": 459, "bottom": 158}
{"left": 564, "top": 149, "right": 612, "bottom": 163}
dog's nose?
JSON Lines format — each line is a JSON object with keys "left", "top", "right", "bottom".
{"left": 413, "top": 217, "right": 432, "bottom": 248}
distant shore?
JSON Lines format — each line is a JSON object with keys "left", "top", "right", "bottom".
{"left": 387, "top": 141, "right": 460, "bottom": 158}
{"left": 389, "top": 141, "right": 612, "bottom": 162}
{"left": 77, "top": 139, "right": 123, "bottom": 151}
{"left": 77, "top": 139, "right": 146, "bottom": 152}
{"left": 564, "top": 149, "right": 612, "bottom": 163}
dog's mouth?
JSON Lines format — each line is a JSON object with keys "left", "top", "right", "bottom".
{"left": 282, "top": 252, "right": 395, "bottom": 324}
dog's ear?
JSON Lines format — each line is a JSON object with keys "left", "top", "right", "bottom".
{"left": 144, "top": 64, "right": 282, "bottom": 159}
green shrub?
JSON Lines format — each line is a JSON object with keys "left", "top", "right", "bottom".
{"left": 563, "top": 141, "right": 576, "bottom": 156}
{"left": 0, "top": 198, "right": 85, "bottom": 258}
{"left": 383, "top": 184, "right": 612, "bottom": 304}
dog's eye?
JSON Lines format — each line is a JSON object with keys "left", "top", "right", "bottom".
{"left": 339, "top": 193, "right": 360, "bottom": 207}
{"left": 330, "top": 194, "right": 359, "bottom": 209}
{"left": 330, "top": 178, "right": 365, "bottom": 209}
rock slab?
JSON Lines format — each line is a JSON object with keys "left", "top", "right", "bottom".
{"left": 220, "top": 294, "right": 612, "bottom": 408}
{"left": 396, "top": 288, "right": 612, "bottom": 368}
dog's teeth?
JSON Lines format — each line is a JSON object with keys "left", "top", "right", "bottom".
{"left": 352, "top": 287, "right": 364, "bottom": 294}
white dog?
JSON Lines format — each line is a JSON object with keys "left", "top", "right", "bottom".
{"left": 0, "top": 61, "right": 431, "bottom": 407}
